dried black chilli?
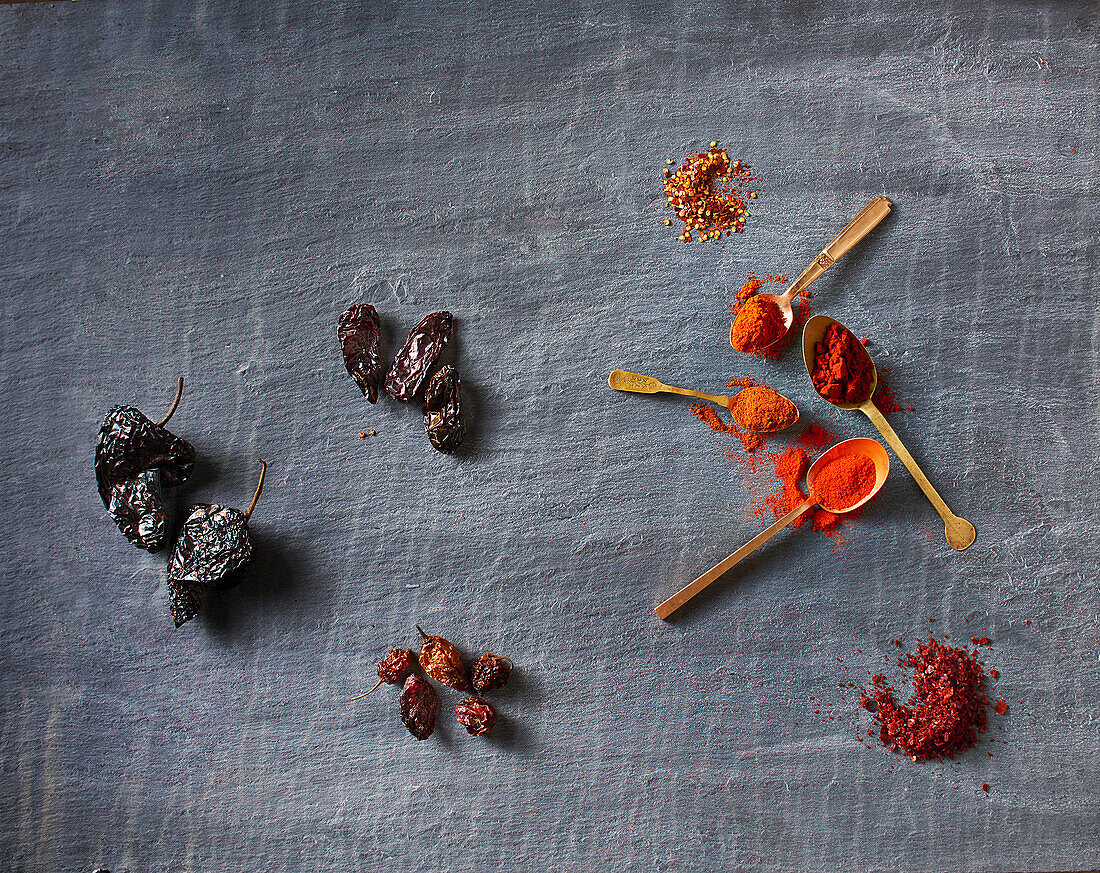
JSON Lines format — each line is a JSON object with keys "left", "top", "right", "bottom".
{"left": 167, "top": 460, "right": 267, "bottom": 628}
{"left": 95, "top": 377, "right": 195, "bottom": 552}
{"left": 384, "top": 311, "right": 452, "bottom": 402}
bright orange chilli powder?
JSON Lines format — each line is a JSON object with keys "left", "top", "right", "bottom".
{"left": 728, "top": 386, "right": 797, "bottom": 432}
{"left": 812, "top": 454, "right": 876, "bottom": 512}
{"left": 730, "top": 296, "right": 785, "bottom": 354}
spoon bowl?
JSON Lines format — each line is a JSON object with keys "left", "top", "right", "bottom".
{"left": 802, "top": 313, "right": 976, "bottom": 550}
{"left": 807, "top": 437, "right": 889, "bottom": 513}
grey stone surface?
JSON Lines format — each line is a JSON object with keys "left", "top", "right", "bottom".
{"left": 1, "top": 2, "right": 1098, "bottom": 871}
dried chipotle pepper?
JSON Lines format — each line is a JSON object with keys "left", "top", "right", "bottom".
{"left": 167, "top": 460, "right": 267, "bottom": 627}
{"left": 385, "top": 311, "right": 452, "bottom": 401}
{"left": 455, "top": 697, "right": 497, "bottom": 736}
{"left": 423, "top": 365, "right": 465, "bottom": 453}
{"left": 400, "top": 674, "right": 439, "bottom": 740}
{"left": 416, "top": 625, "right": 468, "bottom": 690}
{"left": 471, "top": 654, "right": 512, "bottom": 694}
{"left": 338, "top": 304, "right": 383, "bottom": 403}
{"left": 95, "top": 378, "right": 195, "bottom": 552}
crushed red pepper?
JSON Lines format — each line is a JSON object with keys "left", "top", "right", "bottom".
{"left": 662, "top": 143, "right": 761, "bottom": 242}
{"left": 860, "top": 637, "right": 994, "bottom": 762}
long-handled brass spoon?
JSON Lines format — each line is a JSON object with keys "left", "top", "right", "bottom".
{"left": 747, "top": 197, "right": 893, "bottom": 351}
{"left": 802, "top": 314, "right": 976, "bottom": 551}
{"left": 655, "top": 438, "right": 890, "bottom": 619}
{"left": 608, "top": 369, "right": 799, "bottom": 433}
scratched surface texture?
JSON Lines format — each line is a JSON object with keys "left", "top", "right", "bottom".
{"left": 1, "top": 1, "right": 1098, "bottom": 871}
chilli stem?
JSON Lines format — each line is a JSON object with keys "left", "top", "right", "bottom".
{"left": 156, "top": 377, "right": 184, "bottom": 426}
{"left": 349, "top": 677, "right": 384, "bottom": 701}
{"left": 245, "top": 459, "right": 267, "bottom": 521}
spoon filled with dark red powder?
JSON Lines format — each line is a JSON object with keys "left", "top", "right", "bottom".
{"left": 656, "top": 437, "right": 889, "bottom": 619}
{"left": 802, "top": 314, "right": 976, "bottom": 551}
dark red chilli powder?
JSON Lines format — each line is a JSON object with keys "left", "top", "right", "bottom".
{"left": 860, "top": 637, "right": 993, "bottom": 762}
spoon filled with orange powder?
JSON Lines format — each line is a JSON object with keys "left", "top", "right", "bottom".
{"left": 609, "top": 370, "right": 798, "bottom": 433}
{"left": 730, "top": 197, "right": 893, "bottom": 354}
{"left": 655, "top": 437, "right": 889, "bottom": 619}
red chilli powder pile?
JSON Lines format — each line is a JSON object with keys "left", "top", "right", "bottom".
{"left": 860, "top": 637, "right": 993, "bottom": 762}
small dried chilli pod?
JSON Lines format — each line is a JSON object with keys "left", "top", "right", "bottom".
{"left": 95, "top": 377, "right": 195, "bottom": 552}
{"left": 423, "top": 364, "right": 465, "bottom": 453}
{"left": 384, "top": 311, "right": 453, "bottom": 402}
{"left": 471, "top": 654, "right": 513, "bottom": 695}
{"left": 167, "top": 460, "right": 267, "bottom": 628}
{"left": 338, "top": 303, "right": 383, "bottom": 403}
{"left": 455, "top": 697, "right": 497, "bottom": 737}
{"left": 416, "top": 625, "right": 468, "bottom": 690}
{"left": 400, "top": 674, "right": 439, "bottom": 740}
{"left": 350, "top": 648, "right": 415, "bottom": 700}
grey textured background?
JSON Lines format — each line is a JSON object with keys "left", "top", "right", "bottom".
{"left": 2, "top": 2, "right": 1098, "bottom": 871}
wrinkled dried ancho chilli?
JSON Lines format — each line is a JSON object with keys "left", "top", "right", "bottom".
{"left": 338, "top": 304, "right": 383, "bottom": 403}
{"left": 471, "top": 653, "right": 512, "bottom": 694}
{"left": 455, "top": 697, "right": 497, "bottom": 736}
{"left": 385, "top": 311, "right": 452, "bottom": 402}
{"left": 423, "top": 365, "right": 465, "bottom": 453}
{"left": 350, "top": 648, "right": 416, "bottom": 699}
{"left": 95, "top": 378, "right": 195, "bottom": 551}
{"left": 167, "top": 460, "right": 267, "bottom": 628}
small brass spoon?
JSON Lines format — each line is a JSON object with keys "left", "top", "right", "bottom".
{"left": 747, "top": 197, "right": 893, "bottom": 351}
{"left": 802, "top": 313, "right": 976, "bottom": 551}
{"left": 608, "top": 369, "right": 799, "bottom": 433}
{"left": 655, "top": 437, "right": 890, "bottom": 619}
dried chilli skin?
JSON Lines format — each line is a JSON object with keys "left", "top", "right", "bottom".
{"left": 106, "top": 470, "right": 167, "bottom": 552}
{"left": 338, "top": 304, "right": 383, "bottom": 403}
{"left": 471, "top": 654, "right": 512, "bottom": 695}
{"left": 385, "top": 311, "right": 453, "bottom": 402}
{"left": 166, "top": 461, "right": 266, "bottom": 628}
{"left": 423, "top": 365, "right": 465, "bottom": 453}
{"left": 400, "top": 674, "right": 439, "bottom": 740}
{"left": 95, "top": 405, "right": 194, "bottom": 504}
{"left": 95, "top": 385, "right": 195, "bottom": 551}
{"left": 416, "top": 625, "right": 468, "bottom": 690}
{"left": 455, "top": 697, "right": 497, "bottom": 737}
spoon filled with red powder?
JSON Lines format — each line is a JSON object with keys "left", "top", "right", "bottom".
{"left": 656, "top": 437, "right": 888, "bottom": 619}
{"left": 802, "top": 314, "right": 976, "bottom": 551}
{"left": 730, "top": 197, "right": 892, "bottom": 355}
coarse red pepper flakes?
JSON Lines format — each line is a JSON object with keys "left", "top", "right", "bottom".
{"left": 662, "top": 143, "right": 762, "bottom": 242}
{"left": 860, "top": 637, "right": 994, "bottom": 762}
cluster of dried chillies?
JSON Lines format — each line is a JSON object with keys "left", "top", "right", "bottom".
{"left": 339, "top": 305, "right": 466, "bottom": 453}
{"left": 94, "top": 378, "right": 269, "bottom": 627}
{"left": 354, "top": 627, "right": 513, "bottom": 741}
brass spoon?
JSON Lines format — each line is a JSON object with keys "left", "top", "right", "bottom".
{"left": 608, "top": 369, "right": 799, "bottom": 433}
{"left": 747, "top": 197, "right": 893, "bottom": 351}
{"left": 655, "top": 437, "right": 890, "bottom": 620}
{"left": 802, "top": 314, "right": 976, "bottom": 551}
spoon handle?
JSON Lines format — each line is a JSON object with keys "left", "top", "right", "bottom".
{"left": 784, "top": 197, "right": 893, "bottom": 301}
{"left": 608, "top": 370, "right": 728, "bottom": 406}
{"left": 860, "top": 401, "right": 977, "bottom": 551}
{"left": 655, "top": 499, "right": 815, "bottom": 620}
